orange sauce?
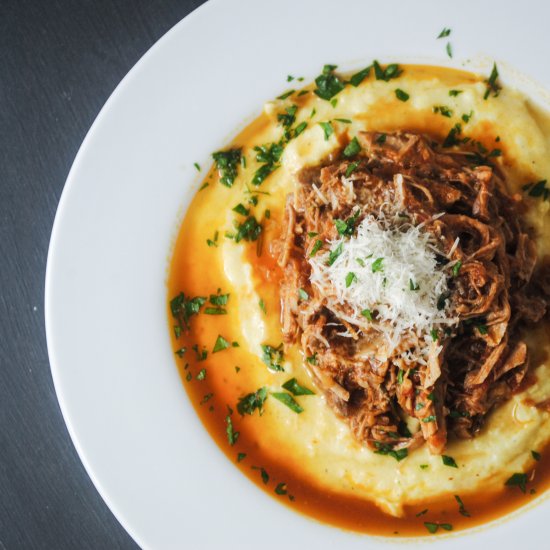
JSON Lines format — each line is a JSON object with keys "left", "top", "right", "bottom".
{"left": 167, "top": 65, "right": 550, "bottom": 537}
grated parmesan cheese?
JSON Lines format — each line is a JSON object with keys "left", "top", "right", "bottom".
{"left": 309, "top": 212, "right": 458, "bottom": 363}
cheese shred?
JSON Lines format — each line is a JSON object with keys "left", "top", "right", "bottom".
{"left": 309, "top": 212, "right": 458, "bottom": 361}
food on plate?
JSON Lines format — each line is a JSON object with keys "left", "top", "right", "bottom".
{"left": 168, "top": 62, "right": 550, "bottom": 536}
{"left": 279, "top": 130, "right": 546, "bottom": 455}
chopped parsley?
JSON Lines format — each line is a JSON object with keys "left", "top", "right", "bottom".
{"left": 200, "top": 393, "right": 213, "bottom": 405}
{"left": 206, "top": 231, "right": 219, "bottom": 247}
{"left": 345, "top": 161, "right": 359, "bottom": 177}
{"left": 374, "top": 442, "right": 408, "bottom": 461}
{"left": 310, "top": 239, "right": 323, "bottom": 256}
{"left": 192, "top": 344, "right": 207, "bottom": 362}
{"left": 319, "top": 121, "right": 334, "bottom": 140}
{"left": 234, "top": 216, "right": 262, "bottom": 243}
{"left": 314, "top": 64, "right": 346, "bottom": 100}
{"left": 523, "top": 179, "right": 549, "bottom": 200}
{"left": 373, "top": 60, "right": 402, "bottom": 81}
{"left": 175, "top": 347, "right": 186, "bottom": 358}
{"left": 196, "top": 368, "right": 206, "bottom": 381}
{"left": 193, "top": 162, "right": 201, "bottom": 171}
{"left": 449, "top": 89, "right": 463, "bottom": 96}
{"left": 170, "top": 293, "right": 206, "bottom": 332}
{"left": 422, "top": 415, "right": 437, "bottom": 423}
{"left": 532, "top": 450, "right": 541, "bottom": 461}
{"left": 327, "top": 242, "right": 344, "bottom": 266}
{"left": 484, "top": 63, "right": 501, "bottom": 100}
{"left": 430, "top": 329, "right": 439, "bottom": 342}
{"left": 343, "top": 137, "right": 361, "bottom": 158}
{"left": 204, "top": 307, "right": 227, "bottom": 315}
{"left": 237, "top": 387, "right": 268, "bottom": 416}
{"left": 212, "top": 148, "right": 242, "bottom": 187}
{"left": 261, "top": 343, "right": 284, "bottom": 372}
{"left": 345, "top": 272, "right": 357, "bottom": 287}
{"left": 225, "top": 413, "right": 239, "bottom": 446}
{"left": 505, "top": 472, "right": 528, "bottom": 493}
{"left": 271, "top": 392, "right": 304, "bottom": 413}
{"left": 442, "top": 123, "right": 462, "bottom": 147}
{"left": 361, "top": 308, "right": 373, "bottom": 321}
{"left": 232, "top": 203, "right": 249, "bottom": 216}
{"left": 416, "top": 509, "right": 428, "bottom": 517}
{"left": 274, "top": 482, "right": 288, "bottom": 495}
{"left": 306, "top": 354, "right": 317, "bottom": 365}
{"left": 454, "top": 494, "right": 470, "bottom": 517}
{"left": 259, "top": 298, "right": 266, "bottom": 314}
{"left": 442, "top": 455, "right": 458, "bottom": 468}
{"left": 477, "top": 324, "right": 488, "bottom": 335}
{"left": 420, "top": 464, "right": 429, "bottom": 470}
{"left": 452, "top": 260, "right": 462, "bottom": 277}
{"left": 213, "top": 335, "right": 231, "bottom": 353}
{"left": 277, "top": 105, "right": 297, "bottom": 128}
{"left": 252, "top": 466, "right": 269, "bottom": 484}
{"left": 446, "top": 43, "right": 453, "bottom": 58}
{"left": 293, "top": 121, "right": 308, "bottom": 138}
{"left": 424, "top": 522, "right": 452, "bottom": 534}
{"left": 437, "top": 27, "right": 451, "bottom": 38}
{"left": 282, "top": 378, "right": 315, "bottom": 396}
{"left": 334, "top": 210, "right": 360, "bottom": 236}
{"left": 277, "top": 89, "right": 294, "bottom": 100}
{"left": 237, "top": 452, "right": 247, "bottom": 462}
{"left": 210, "top": 293, "right": 229, "bottom": 306}
{"left": 350, "top": 65, "right": 371, "bottom": 87}
{"left": 395, "top": 88, "right": 409, "bottom": 102}
{"left": 462, "top": 110, "right": 473, "bottom": 123}
{"left": 375, "top": 133, "right": 387, "bottom": 144}
{"left": 433, "top": 105, "right": 453, "bottom": 118}
{"left": 371, "top": 257, "right": 384, "bottom": 273}
{"left": 409, "top": 278, "right": 420, "bottom": 291}
{"left": 252, "top": 142, "right": 283, "bottom": 185}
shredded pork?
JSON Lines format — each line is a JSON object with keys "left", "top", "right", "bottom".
{"left": 278, "top": 131, "right": 550, "bottom": 454}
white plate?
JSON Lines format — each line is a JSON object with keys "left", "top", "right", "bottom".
{"left": 45, "top": 0, "right": 550, "bottom": 548}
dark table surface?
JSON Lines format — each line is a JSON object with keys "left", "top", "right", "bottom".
{"left": 1, "top": 2, "right": 205, "bottom": 547}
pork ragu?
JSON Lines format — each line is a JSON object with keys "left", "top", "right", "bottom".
{"left": 278, "top": 131, "right": 550, "bottom": 455}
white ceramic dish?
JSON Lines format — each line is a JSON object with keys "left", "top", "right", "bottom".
{"left": 45, "top": 0, "right": 550, "bottom": 548}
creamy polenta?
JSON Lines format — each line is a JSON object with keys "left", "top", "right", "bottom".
{"left": 168, "top": 64, "right": 550, "bottom": 536}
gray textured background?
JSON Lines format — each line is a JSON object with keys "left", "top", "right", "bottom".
{"left": 1, "top": 1, "right": 205, "bottom": 547}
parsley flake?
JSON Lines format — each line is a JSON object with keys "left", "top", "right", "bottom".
{"left": 237, "top": 387, "right": 268, "bottom": 416}
{"left": 505, "top": 472, "right": 528, "bottom": 493}
{"left": 261, "top": 343, "right": 284, "bottom": 372}
{"left": 213, "top": 335, "right": 231, "bottom": 353}
{"left": 350, "top": 65, "right": 371, "bottom": 87}
{"left": 282, "top": 378, "right": 315, "bottom": 396}
{"left": 395, "top": 88, "right": 409, "bottom": 102}
{"left": 212, "top": 148, "right": 242, "bottom": 187}
{"left": 314, "top": 64, "right": 346, "bottom": 100}
{"left": 271, "top": 392, "right": 304, "bottom": 413}
{"left": 442, "top": 455, "right": 458, "bottom": 468}
{"left": 343, "top": 137, "right": 361, "bottom": 158}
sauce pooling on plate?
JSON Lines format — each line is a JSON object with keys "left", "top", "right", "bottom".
{"left": 168, "top": 64, "right": 550, "bottom": 536}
